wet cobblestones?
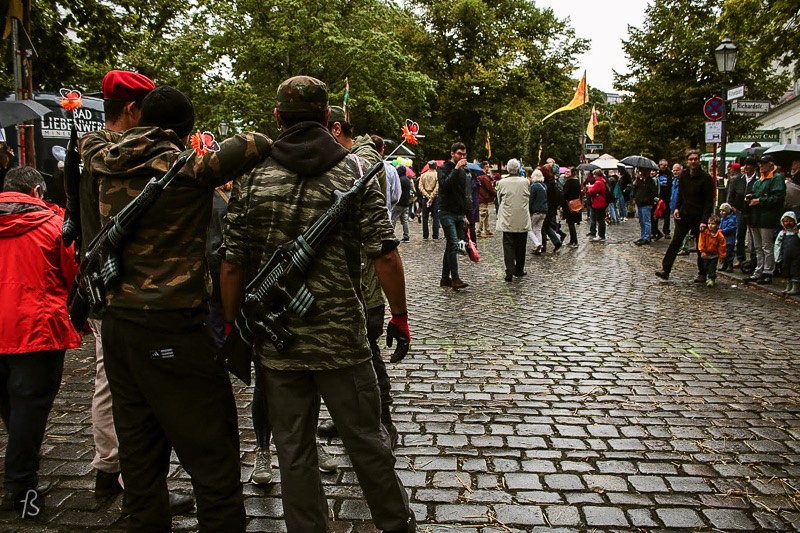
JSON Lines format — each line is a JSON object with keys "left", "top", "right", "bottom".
{"left": 1, "top": 215, "right": 799, "bottom": 531}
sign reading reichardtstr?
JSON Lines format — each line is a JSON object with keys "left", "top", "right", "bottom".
{"left": 732, "top": 100, "right": 771, "bottom": 116}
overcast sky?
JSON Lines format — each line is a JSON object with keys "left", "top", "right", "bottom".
{"left": 535, "top": 0, "right": 649, "bottom": 94}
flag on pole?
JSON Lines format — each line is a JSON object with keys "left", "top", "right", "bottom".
{"left": 485, "top": 130, "right": 491, "bottom": 158}
{"left": 542, "top": 71, "right": 587, "bottom": 122}
{"left": 342, "top": 77, "right": 350, "bottom": 122}
{"left": 4, "top": 0, "right": 23, "bottom": 38}
{"left": 585, "top": 104, "right": 598, "bottom": 141}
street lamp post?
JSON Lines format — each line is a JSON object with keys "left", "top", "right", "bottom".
{"left": 714, "top": 36, "right": 739, "bottom": 205}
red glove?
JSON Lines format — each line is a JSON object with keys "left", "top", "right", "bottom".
{"left": 386, "top": 312, "right": 410, "bottom": 363}
{"left": 224, "top": 321, "right": 234, "bottom": 338}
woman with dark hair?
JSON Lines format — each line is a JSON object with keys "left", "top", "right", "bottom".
{"left": 539, "top": 164, "right": 562, "bottom": 252}
{"left": 561, "top": 167, "right": 581, "bottom": 247}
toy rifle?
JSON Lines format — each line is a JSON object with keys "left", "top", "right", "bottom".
{"left": 66, "top": 151, "right": 192, "bottom": 331}
{"left": 221, "top": 158, "right": 383, "bottom": 385}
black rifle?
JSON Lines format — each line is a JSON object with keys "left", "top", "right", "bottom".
{"left": 67, "top": 151, "right": 192, "bottom": 331}
{"left": 221, "top": 159, "right": 383, "bottom": 385}
{"left": 61, "top": 123, "right": 82, "bottom": 261}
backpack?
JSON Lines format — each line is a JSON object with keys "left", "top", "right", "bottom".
{"left": 605, "top": 178, "right": 616, "bottom": 204}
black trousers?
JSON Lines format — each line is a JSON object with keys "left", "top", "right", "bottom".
{"left": 102, "top": 310, "right": 244, "bottom": 533}
{"left": 662, "top": 215, "right": 705, "bottom": 276}
{"left": 502, "top": 231, "right": 527, "bottom": 276}
{"left": 367, "top": 305, "right": 392, "bottom": 411}
{"left": 263, "top": 360, "right": 411, "bottom": 533}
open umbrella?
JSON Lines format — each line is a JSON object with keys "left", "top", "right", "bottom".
{"left": 763, "top": 144, "right": 800, "bottom": 169}
{"left": 466, "top": 162, "right": 485, "bottom": 176}
{"left": 420, "top": 160, "right": 444, "bottom": 173}
{"left": 620, "top": 155, "right": 658, "bottom": 170}
{"left": 0, "top": 99, "right": 52, "bottom": 128}
{"left": 576, "top": 163, "right": 599, "bottom": 172}
{"left": 742, "top": 145, "right": 767, "bottom": 159}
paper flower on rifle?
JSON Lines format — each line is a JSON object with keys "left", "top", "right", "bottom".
{"left": 190, "top": 131, "right": 221, "bottom": 155}
{"left": 59, "top": 89, "right": 83, "bottom": 111}
{"left": 401, "top": 119, "right": 420, "bottom": 145}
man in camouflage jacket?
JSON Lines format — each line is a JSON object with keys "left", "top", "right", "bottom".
{"left": 221, "top": 76, "right": 415, "bottom": 533}
{"left": 80, "top": 86, "right": 271, "bottom": 532}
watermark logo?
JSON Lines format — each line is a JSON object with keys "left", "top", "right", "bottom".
{"left": 17, "top": 489, "right": 43, "bottom": 518}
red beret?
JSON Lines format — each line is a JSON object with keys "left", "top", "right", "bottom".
{"left": 101, "top": 70, "right": 155, "bottom": 102}
{"left": 729, "top": 163, "right": 741, "bottom": 171}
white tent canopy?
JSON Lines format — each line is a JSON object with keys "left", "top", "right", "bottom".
{"left": 593, "top": 153, "right": 620, "bottom": 170}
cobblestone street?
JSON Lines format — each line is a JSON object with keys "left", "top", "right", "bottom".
{"left": 2, "top": 214, "right": 799, "bottom": 532}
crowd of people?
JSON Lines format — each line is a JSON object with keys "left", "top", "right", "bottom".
{"left": 1, "top": 66, "right": 799, "bottom": 533}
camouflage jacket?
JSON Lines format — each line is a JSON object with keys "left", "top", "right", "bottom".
{"left": 80, "top": 129, "right": 121, "bottom": 246}
{"left": 224, "top": 121, "right": 396, "bottom": 371}
{"left": 80, "top": 126, "right": 271, "bottom": 311}
{"left": 351, "top": 134, "right": 389, "bottom": 310}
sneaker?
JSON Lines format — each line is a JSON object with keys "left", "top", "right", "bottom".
{"left": 553, "top": 242, "right": 562, "bottom": 252}
{"left": 677, "top": 250, "right": 690, "bottom": 256}
{"left": 706, "top": 279, "right": 715, "bottom": 287}
{"left": 317, "top": 443, "right": 338, "bottom": 473}
{"left": 569, "top": 242, "right": 579, "bottom": 248}
{"left": 592, "top": 236, "right": 605, "bottom": 242}
{"left": 251, "top": 449, "right": 273, "bottom": 485}
{"left": 655, "top": 270, "right": 670, "bottom": 280}
{"left": 756, "top": 275, "right": 772, "bottom": 285}
{"left": 95, "top": 470, "right": 123, "bottom": 498}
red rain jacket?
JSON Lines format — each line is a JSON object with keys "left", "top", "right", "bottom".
{"left": 0, "top": 192, "right": 81, "bottom": 354}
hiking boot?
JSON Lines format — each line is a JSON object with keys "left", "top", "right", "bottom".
{"left": 317, "top": 443, "right": 338, "bottom": 473}
{"left": 251, "top": 449, "right": 273, "bottom": 485}
{"left": 655, "top": 270, "right": 670, "bottom": 280}
{"left": 439, "top": 277, "right": 451, "bottom": 287}
{"left": 450, "top": 278, "right": 469, "bottom": 290}
{"left": 317, "top": 419, "right": 339, "bottom": 438}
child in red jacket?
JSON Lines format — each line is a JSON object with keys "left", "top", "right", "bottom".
{"left": 698, "top": 214, "right": 727, "bottom": 287}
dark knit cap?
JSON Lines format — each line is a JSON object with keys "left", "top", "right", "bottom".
{"left": 138, "top": 86, "right": 195, "bottom": 138}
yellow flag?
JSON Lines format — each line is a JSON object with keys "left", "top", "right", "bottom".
{"left": 485, "top": 130, "right": 491, "bottom": 158}
{"left": 542, "top": 71, "right": 587, "bottom": 122}
{"left": 586, "top": 104, "right": 598, "bottom": 141}
{"left": 4, "top": 0, "right": 23, "bottom": 39}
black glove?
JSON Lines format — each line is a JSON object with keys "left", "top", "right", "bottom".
{"left": 386, "top": 312, "right": 410, "bottom": 363}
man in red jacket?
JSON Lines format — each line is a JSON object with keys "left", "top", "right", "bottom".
{"left": 0, "top": 167, "right": 81, "bottom": 516}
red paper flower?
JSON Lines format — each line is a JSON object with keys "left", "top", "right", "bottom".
{"left": 59, "top": 88, "right": 83, "bottom": 111}
{"left": 190, "top": 131, "right": 220, "bottom": 155}
{"left": 401, "top": 119, "right": 420, "bottom": 145}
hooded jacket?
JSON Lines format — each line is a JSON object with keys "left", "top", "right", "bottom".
{"left": 0, "top": 192, "right": 81, "bottom": 353}
{"left": 750, "top": 169, "right": 786, "bottom": 228}
{"left": 774, "top": 211, "right": 799, "bottom": 263}
{"left": 80, "top": 126, "right": 271, "bottom": 311}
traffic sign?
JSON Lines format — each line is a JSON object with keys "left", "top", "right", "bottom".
{"left": 703, "top": 97, "right": 725, "bottom": 121}
{"left": 584, "top": 143, "right": 604, "bottom": 150}
{"left": 705, "top": 121, "right": 722, "bottom": 143}
{"left": 727, "top": 85, "right": 745, "bottom": 101}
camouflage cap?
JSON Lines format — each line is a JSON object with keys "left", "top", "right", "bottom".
{"left": 328, "top": 105, "right": 347, "bottom": 124}
{"left": 276, "top": 76, "right": 328, "bottom": 112}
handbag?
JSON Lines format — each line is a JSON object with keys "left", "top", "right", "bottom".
{"left": 568, "top": 198, "right": 583, "bottom": 213}
{"left": 466, "top": 228, "right": 480, "bottom": 262}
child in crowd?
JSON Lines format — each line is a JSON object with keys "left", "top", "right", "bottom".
{"left": 698, "top": 214, "right": 726, "bottom": 287}
{"left": 718, "top": 203, "right": 737, "bottom": 272}
{"left": 773, "top": 211, "right": 800, "bottom": 295}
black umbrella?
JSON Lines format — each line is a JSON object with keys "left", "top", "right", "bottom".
{"left": 742, "top": 145, "right": 767, "bottom": 158}
{"left": 620, "top": 155, "right": 658, "bottom": 170}
{"left": 0, "top": 99, "right": 51, "bottom": 128}
{"left": 576, "top": 163, "right": 599, "bottom": 171}
{"left": 763, "top": 144, "right": 800, "bottom": 169}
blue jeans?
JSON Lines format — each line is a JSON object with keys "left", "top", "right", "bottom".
{"left": 608, "top": 201, "right": 620, "bottom": 223}
{"left": 439, "top": 210, "right": 464, "bottom": 280}
{"left": 0, "top": 350, "right": 65, "bottom": 495}
{"left": 617, "top": 196, "right": 627, "bottom": 219}
{"left": 638, "top": 206, "right": 652, "bottom": 241}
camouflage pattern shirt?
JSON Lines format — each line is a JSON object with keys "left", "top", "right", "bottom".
{"left": 224, "top": 121, "right": 396, "bottom": 371}
{"left": 79, "top": 126, "right": 271, "bottom": 311}
{"left": 350, "top": 134, "right": 389, "bottom": 310}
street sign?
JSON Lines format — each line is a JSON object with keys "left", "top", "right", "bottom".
{"left": 727, "top": 85, "right": 745, "bottom": 101}
{"left": 705, "top": 121, "right": 723, "bottom": 143}
{"left": 732, "top": 100, "right": 771, "bottom": 116}
{"left": 703, "top": 96, "right": 725, "bottom": 121}
{"left": 584, "top": 143, "right": 604, "bottom": 150}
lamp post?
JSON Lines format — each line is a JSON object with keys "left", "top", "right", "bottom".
{"left": 714, "top": 36, "right": 739, "bottom": 205}
{"left": 217, "top": 121, "right": 229, "bottom": 139}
